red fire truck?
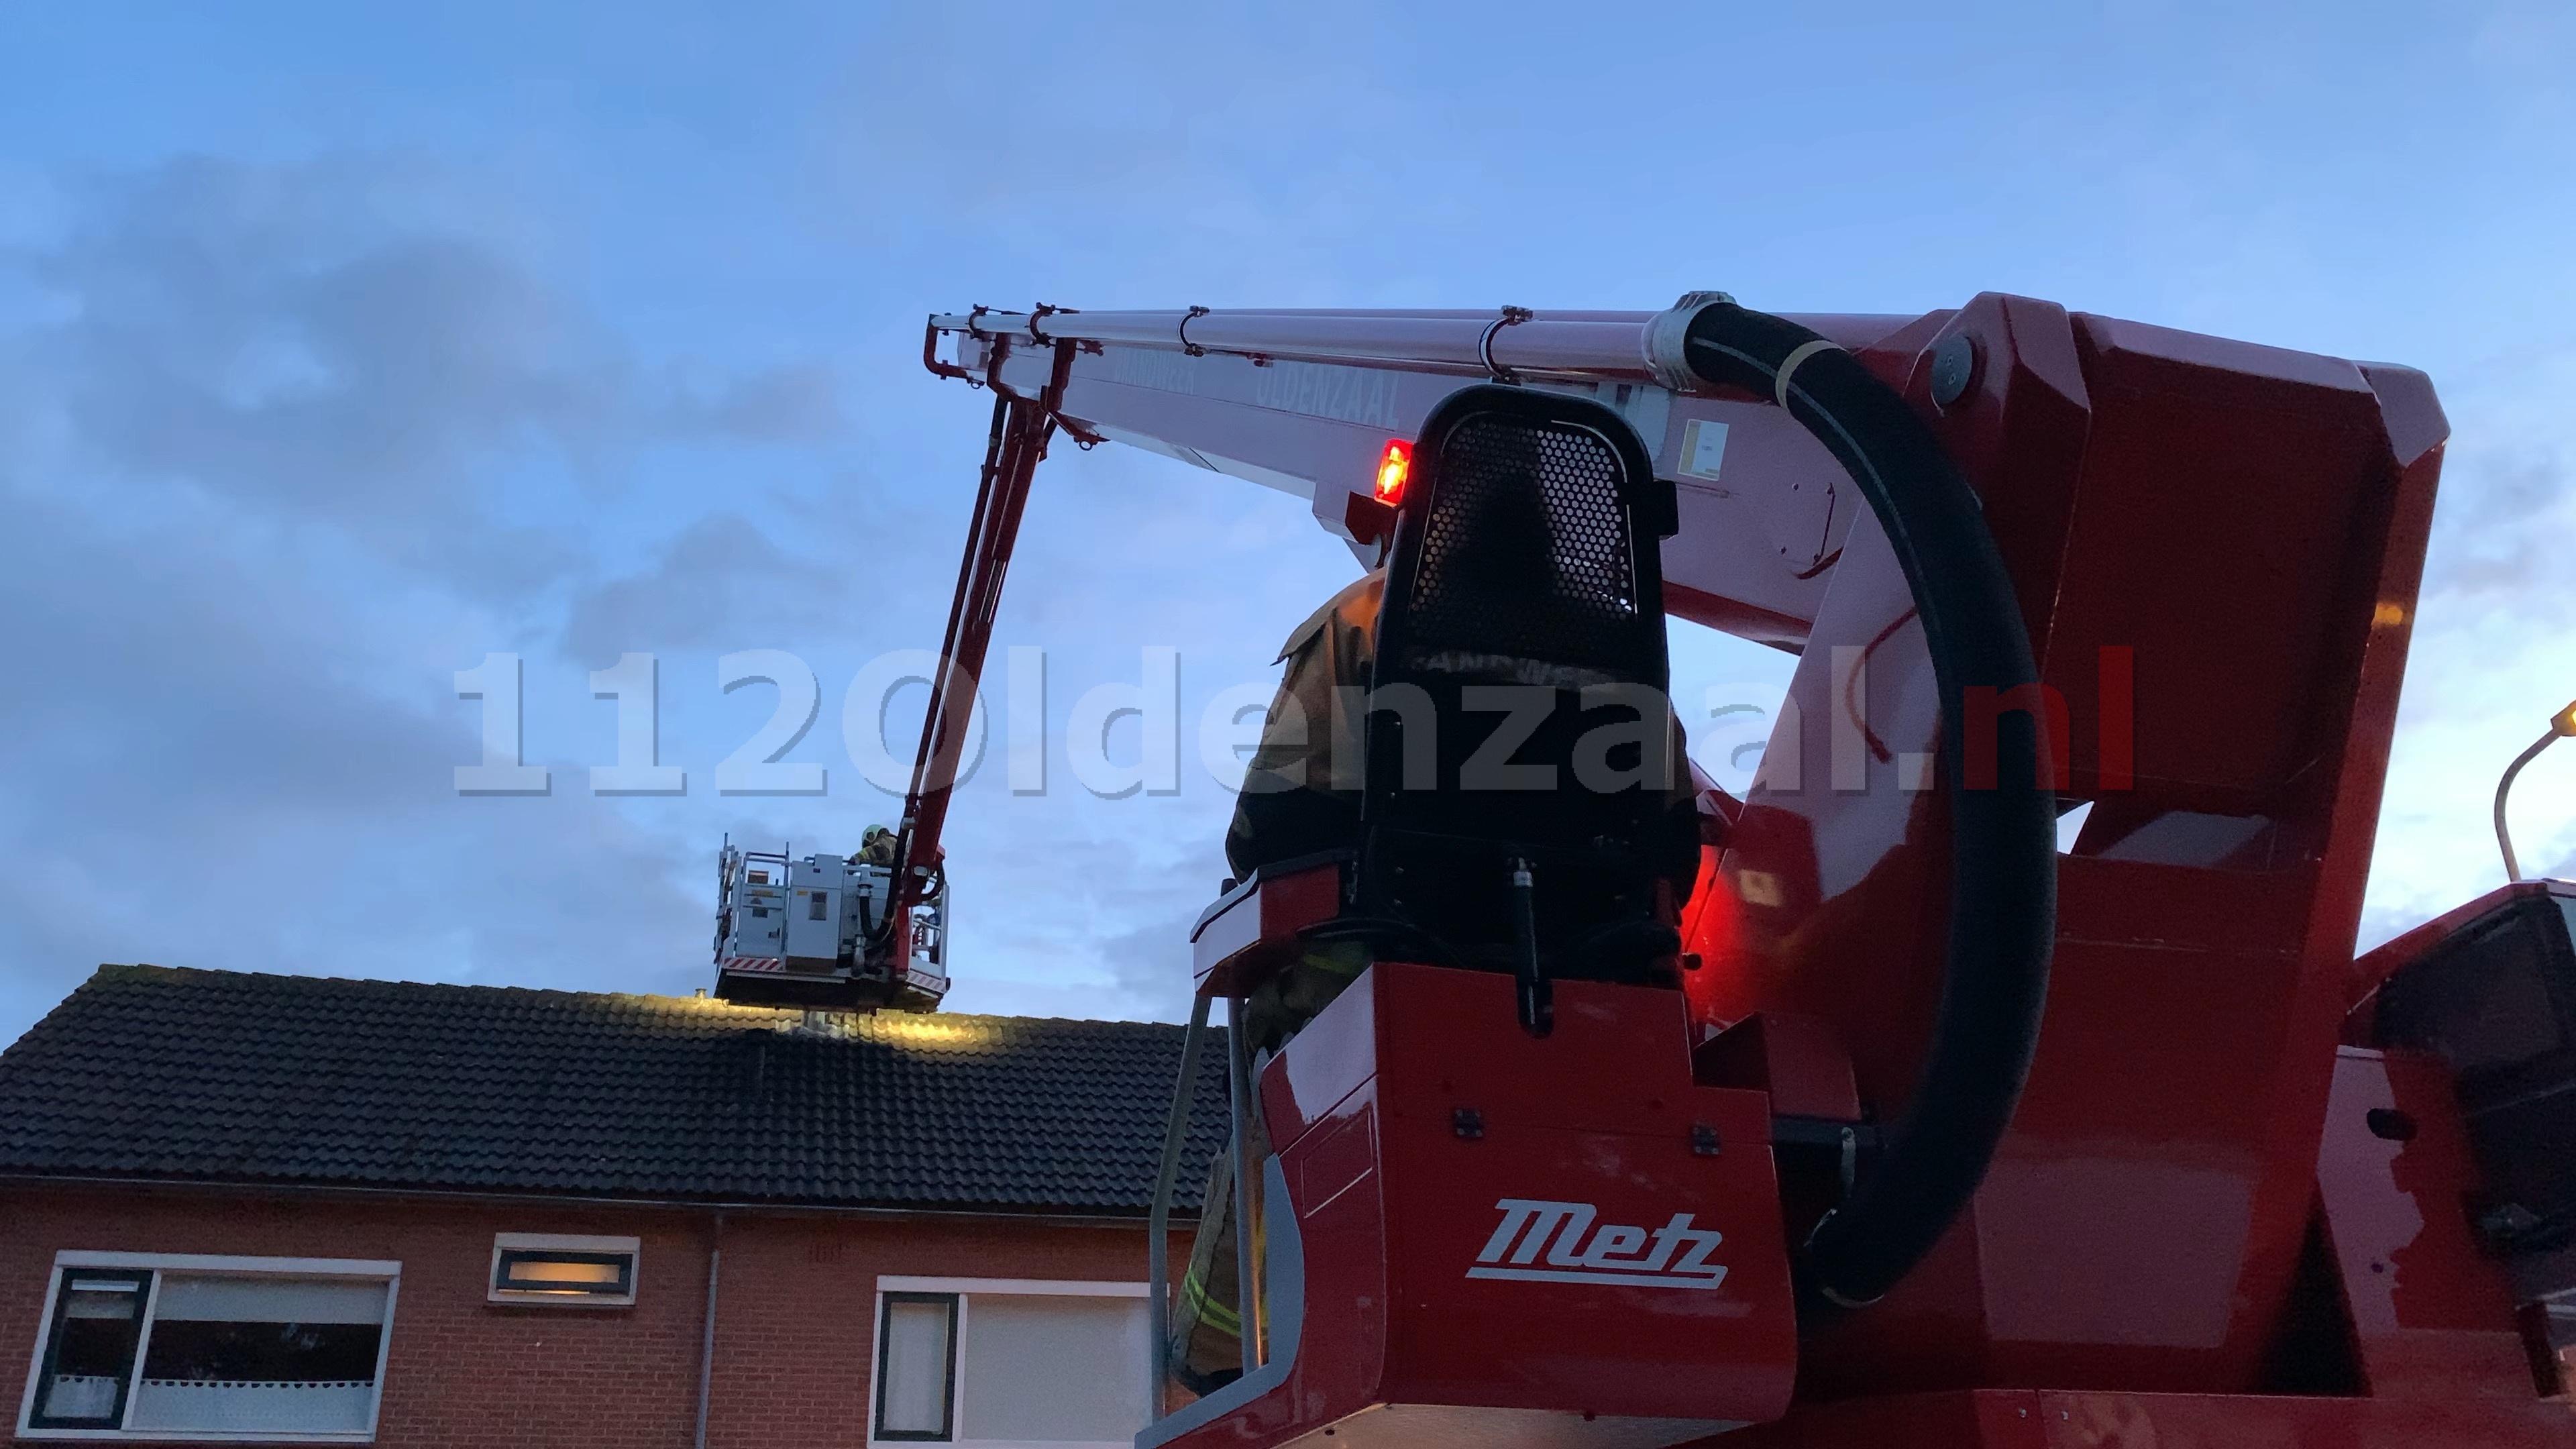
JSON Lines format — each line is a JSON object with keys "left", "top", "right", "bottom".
{"left": 745, "top": 292, "right": 2576, "bottom": 1447}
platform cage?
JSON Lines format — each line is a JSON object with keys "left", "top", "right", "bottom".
{"left": 711, "top": 838, "right": 948, "bottom": 1012}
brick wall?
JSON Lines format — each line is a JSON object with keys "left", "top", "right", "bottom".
{"left": 0, "top": 1185, "right": 1177, "bottom": 1448}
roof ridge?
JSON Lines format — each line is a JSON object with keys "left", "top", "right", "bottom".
{"left": 81, "top": 964, "right": 1196, "bottom": 1031}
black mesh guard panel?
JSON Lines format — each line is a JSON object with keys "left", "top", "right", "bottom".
{"left": 1350, "top": 388, "right": 1680, "bottom": 983}
{"left": 1399, "top": 413, "right": 1659, "bottom": 686}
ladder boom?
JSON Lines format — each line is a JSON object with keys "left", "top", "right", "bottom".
{"left": 927, "top": 299, "right": 1926, "bottom": 649}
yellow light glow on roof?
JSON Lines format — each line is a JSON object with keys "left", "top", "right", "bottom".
{"left": 867, "top": 1016, "right": 1000, "bottom": 1048}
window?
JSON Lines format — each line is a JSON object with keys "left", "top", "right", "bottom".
{"left": 487, "top": 1234, "right": 639, "bottom": 1307}
{"left": 873, "top": 1294, "right": 957, "bottom": 1440}
{"left": 867, "top": 1279, "right": 1152, "bottom": 1449}
{"left": 17, "top": 1252, "right": 398, "bottom": 1442}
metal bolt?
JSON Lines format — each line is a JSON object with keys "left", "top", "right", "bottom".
{"left": 1930, "top": 334, "right": 1981, "bottom": 409}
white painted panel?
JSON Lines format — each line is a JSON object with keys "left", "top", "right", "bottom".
{"left": 959, "top": 1295, "right": 1148, "bottom": 1444}
{"left": 127, "top": 1380, "right": 376, "bottom": 1434}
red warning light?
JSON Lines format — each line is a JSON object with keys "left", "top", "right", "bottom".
{"left": 1375, "top": 439, "right": 1412, "bottom": 504}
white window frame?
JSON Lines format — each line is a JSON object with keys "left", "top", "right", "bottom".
{"left": 17, "top": 1251, "right": 400, "bottom": 1443}
{"left": 863, "top": 1277, "right": 1151, "bottom": 1449}
{"left": 486, "top": 1233, "right": 640, "bottom": 1307}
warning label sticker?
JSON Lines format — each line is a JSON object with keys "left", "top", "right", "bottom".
{"left": 1677, "top": 418, "right": 1729, "bottom": 482}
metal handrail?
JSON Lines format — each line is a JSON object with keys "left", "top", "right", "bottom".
{"left": 1226, "top": 997, "right": 1261, "bottom": 1373}
{"left": 1145, "top": 996, "right": 1214, "bottom": 1419}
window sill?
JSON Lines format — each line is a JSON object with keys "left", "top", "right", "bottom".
{"left": 16, "top": 1431, "right": 374, "bottom": 1444}
{"left": 869, "top": 1442, "right": 1135, "bottom": 1449}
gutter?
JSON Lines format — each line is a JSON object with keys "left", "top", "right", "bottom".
{"left": 0, "top": 1170, "right": 1201, "bottom": 1230}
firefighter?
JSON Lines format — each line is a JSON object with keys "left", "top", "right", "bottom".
{"left": 1171, "top": 572, "right": 1382, "bottom": 1394}
{"left": 855, "top": 825, "right": 898, "bottom": 867}
{"left": 1168, "top": 1106, "right": 1273, "bottom": 1394}
{"left": 1224, "top": 568, "right": 1383, "bottom": 892}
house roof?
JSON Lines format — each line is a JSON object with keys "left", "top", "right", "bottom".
{"left": 0, "top": 965, "right": 1232, "bottom": 1218}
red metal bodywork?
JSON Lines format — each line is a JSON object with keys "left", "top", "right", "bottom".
{"left": 913, "top": 299, "right": 2575, "bottom": 1443}
{"left": 2317, "top": 1046, "right": 2532, "bottom": 1400}
{"left": 1695, "top": 301, "right": 2451, "bottom": 1399}
{"left": 1145, "top": 961, "right": 1796, "bottom": 1449}
{"left": 1721, "top": 1389, "right": 2576, "bottom": 1448}
{"left": 1190, "top": 862, "right": 1342, "bottom": 998}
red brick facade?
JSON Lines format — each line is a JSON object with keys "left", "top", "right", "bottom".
{"left": 1, "top": 1183, "right": 1179, "bottom": 1447}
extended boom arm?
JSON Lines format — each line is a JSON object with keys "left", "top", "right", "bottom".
{"left": 900, "top": 295, "right": 2057, "bottom": 1326}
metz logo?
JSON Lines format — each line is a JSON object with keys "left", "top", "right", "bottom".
{"left": 1468, "top": 1198, "right": 1728, "bottom": 1290}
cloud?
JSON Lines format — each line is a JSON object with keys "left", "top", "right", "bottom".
{"left": 0, "top": 145, "right": 1324, "bottom": 1046}
{"left": 9, "top": 158, "right": 604, "bottom": 590}
{"left": 559, "top": 512, "right": 855, "bottom": 665}
{"left": 0, "top": 147, "right": 1382, "bottom": 1051}
{"left": 2357, "top": 354, "right": 2576, "bottom": 941}
{"left": 938, "top": 795, "right": 1233, "bottom": 1027}
{"left": 9, "top": 9, "right": 2571, "bottom": 1055}
{"left": 668, "top": 363, "right": 845, "bottom": 443}
{"left": 0, "top": 478, "right": 712, "bottom": 1024}
{"left": 6, "top": 154, "right": 857, "bottom": 605}
{"left": 2416, "top": 450, "right": 2576, "bottom": 623}
{"left": 0, "top": 152, "right": 859, "bottom": 1042}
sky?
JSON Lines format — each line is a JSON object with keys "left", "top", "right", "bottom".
{"left": 0, "top": 1, "right": 2571, "bottom": 1043}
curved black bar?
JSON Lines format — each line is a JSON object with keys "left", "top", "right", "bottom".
{"left": 1682, "top": 301, "right": 2057, "bottom": 1332}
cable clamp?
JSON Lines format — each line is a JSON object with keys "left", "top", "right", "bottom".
{"left": 1480, "top": 305, "right": 1534, "bottom": 383}
{"left": 1644, "top": 290, "right": 1736, "bottom": 391}
{"left": 1774, "top": 339, "right": 1844, "bottom": 409}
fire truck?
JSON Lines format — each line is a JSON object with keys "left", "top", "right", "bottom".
{"left": 745, "top": 291, "right": 2576, "bottom": 1446}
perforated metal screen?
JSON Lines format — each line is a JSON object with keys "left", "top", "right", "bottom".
{"left": 1399, "top": 413, "right": 1651, "bottom": 680}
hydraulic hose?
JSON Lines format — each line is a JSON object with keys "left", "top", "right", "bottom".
{"left": 1680, "top": 301, "right": 2057, "bottom": 1332}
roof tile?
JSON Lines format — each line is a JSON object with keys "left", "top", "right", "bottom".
{"left": 0, "top": 966, "right": 1231, "bottom": 1215}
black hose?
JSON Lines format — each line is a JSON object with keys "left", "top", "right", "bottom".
{"left": 1682, "top": 302, "right": 2056, "bottom": 1332}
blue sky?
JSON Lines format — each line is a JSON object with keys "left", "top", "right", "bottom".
{"left": 1, "top": 1, "right": 2571, "bottom": 1041}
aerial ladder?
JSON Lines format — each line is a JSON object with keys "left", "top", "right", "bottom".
{"left": 851, "top": 291, "right": 2572, "bottom": 1446}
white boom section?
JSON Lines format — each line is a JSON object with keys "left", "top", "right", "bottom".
{"left": 930, "top": 303, "right": 1925, "bottom": 649}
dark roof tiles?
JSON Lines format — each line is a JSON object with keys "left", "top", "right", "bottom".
{"left": 0, "top": 965, "right": 1230, "bottom": 1215}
